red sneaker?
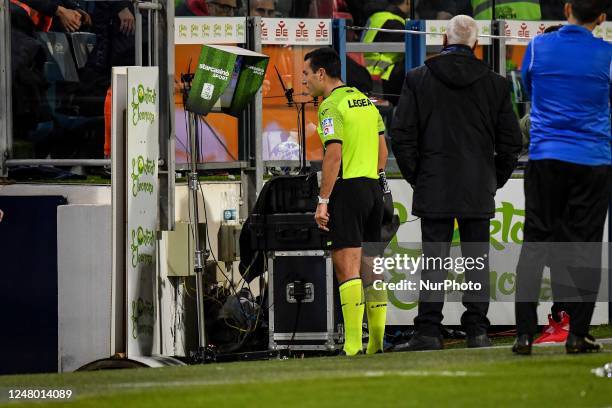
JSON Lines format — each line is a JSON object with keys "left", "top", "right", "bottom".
{"left": 549, "top": 311, "right": 570, "bottom": 342}
{"left": 534, "top": 314, "right": 558, "bottom": 344}
{"left": 535, "top": 312, "right": 570, "bottom": 344}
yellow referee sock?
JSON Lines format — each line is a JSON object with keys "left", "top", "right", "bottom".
{"left": 365, "top": 283, "right": 387, "bottom": 354}
{"left": 339, "top": 278, "right": 364, "bottom": 356}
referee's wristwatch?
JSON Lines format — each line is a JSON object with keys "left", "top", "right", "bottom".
{"left": 318, "top": 196, "right": 329, "bottom": 205}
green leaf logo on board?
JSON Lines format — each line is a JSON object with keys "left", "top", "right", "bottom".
{"left": 131, "top": 84, "right": 156, "bottom": 126}
{"left": 130, "top": 227, "right": 155, "bottom": 267}
{"left": 131, "top": 155, "right": 156, "bottom": 197}
{"left": 236, "top": 22, "right": 245, "bottom": 38}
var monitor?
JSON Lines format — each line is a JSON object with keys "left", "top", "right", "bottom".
{"left": 186, "top": 44, "right": 270, "bottom": 117}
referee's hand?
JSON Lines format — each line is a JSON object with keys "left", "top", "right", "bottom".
{"left": 315, "top": 204, "right": 329, "bottom": 231}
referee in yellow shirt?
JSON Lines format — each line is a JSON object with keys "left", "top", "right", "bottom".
{"left": 303, "top": 47, "right": 388, "bottom": 356}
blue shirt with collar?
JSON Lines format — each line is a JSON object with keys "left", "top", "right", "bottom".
{"left": 522, "top": 24, "right": 612, "bottom": 166}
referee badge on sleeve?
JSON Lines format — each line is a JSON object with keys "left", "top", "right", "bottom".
{"left": 322, "top": 118, "right": 334, "bottom": 137}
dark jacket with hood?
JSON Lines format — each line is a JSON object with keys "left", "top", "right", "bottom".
{"left": 391, "top": 45, "right": 522, "bottom": 219}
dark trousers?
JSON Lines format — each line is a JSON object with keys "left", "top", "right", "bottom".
{"left": 515, "top": 160, "right": 610, "bottom": 337}
{"left": 415, "top": 218, "right": 491, "bottom": 337}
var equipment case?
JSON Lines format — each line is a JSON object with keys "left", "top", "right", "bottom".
{"left": 267, "top": 250, "right": 340, "bottom": 351}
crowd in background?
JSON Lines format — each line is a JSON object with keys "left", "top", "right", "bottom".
{"left": 6, "top": 0, "right": 611, "bottom": 161}
{"left": 174, "top": 0, "right": 604, "bottom": 20}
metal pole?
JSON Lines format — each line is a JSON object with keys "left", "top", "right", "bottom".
{"left": 187, "top": 112, "right": 208, "bottom": 354}
{"left": 240, "top": 17, "right": 260, "bottom": 221}
{"left": 134, "top": 0, "right": 143, "bottom": 65}
{"left": 252, "top": 16, "right": 264, "bottom": 196}
{"left": 0, "top": 0, "right": 12, "bottom": 177}
{"left": 157, "top": 0, "right": 175, "bottom": 231}
{"left": 152, "top": 0, "right": 159, "bottom": 67}
{"left": 492, "top": 20, "right": 506, "bottom": 78}
{"left": 333, "top": 19, "right": 347, "bottom": 82}
{"left": 147, "top": 9, "right": 152, "bottom": 66}
{"left": 405, "top": 20, "right": 410, "bottom": 73}
{"left": 406, "top": 20, "right": 425, "bottom": 70}
{"left": 300, "top": 102, "right": 306, "bottom": 172}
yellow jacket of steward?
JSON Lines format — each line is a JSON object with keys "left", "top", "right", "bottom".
{"left": 361, "top": 11, "right": 406, "bottom": 80}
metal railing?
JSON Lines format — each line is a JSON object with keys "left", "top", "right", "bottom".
{"left": 0, "top": 0, "right": 12, "bottom": 177}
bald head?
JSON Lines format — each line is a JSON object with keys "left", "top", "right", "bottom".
{"left": 445, "top": 15, "right": 479, "bottom": 48}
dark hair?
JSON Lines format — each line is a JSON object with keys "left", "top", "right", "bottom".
{"left": 543, "top": 24, "right": 563, "bottom": 33}
{"left": 304, "top": 47, "right": 342, "bottom": 79}
{"left": 569, "top": 0, "right": 608, "bottom": 23}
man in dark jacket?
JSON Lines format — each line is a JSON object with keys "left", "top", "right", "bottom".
{"left": 391, "top": 15, "right": 521, "bottom": 351}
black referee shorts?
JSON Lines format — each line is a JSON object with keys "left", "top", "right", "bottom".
{"left": 327, "top": 177, "right": 384, "bottom": 250}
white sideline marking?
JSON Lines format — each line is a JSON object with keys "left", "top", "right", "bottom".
{"left": 106, "top": 369, "right": 482, "bottom": 392}
{"left": 364, "top": 370, "right": 481, "bottom": 377}
{"left": 111, "top": 379, "right": 252, "bottom": 389}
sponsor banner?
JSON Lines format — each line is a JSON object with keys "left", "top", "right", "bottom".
{"left": 503, "top": 20, "right": 563, "bottom": 45}
{"left": 126, "top": 67, "right": 160, "bottom": 357}
{"left": 175, "top": 18, "right": 611, "bottom": 46}
{"left": 386, "top": 178, "right": 609, "bottom": 325}
{"left": 260, "top": 18, "right": 332, "bottom": 45}
{"left": 426, "top": 20, "right": 612, "bottom": 46}
{"left": 506, "top": 21, "right": 612, "bottom": 44}
{"left": 175, "top": 17, "right": 246, "bottom": 44}
{"left": 476, "top": 20, "right": 493, "bottom": 45}
{"left": 174, "top": 17, "right": 331, "bottom": 45}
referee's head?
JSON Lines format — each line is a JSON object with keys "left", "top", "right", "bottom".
{"left": 303, "top": 47, "right": 341, "bottom": 97}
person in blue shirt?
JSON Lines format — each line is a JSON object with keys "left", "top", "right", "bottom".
{"left": 513, "top": 0, "right": 611, "bottom": 356}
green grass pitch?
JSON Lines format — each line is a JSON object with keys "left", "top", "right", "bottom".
{"left": 2, "top": 329, "right": 612, "bottom": 408}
